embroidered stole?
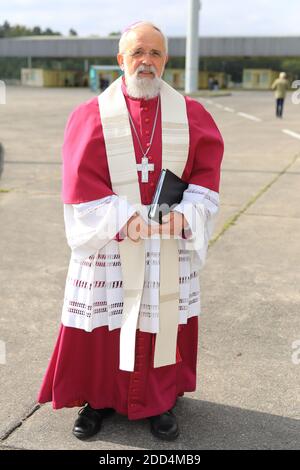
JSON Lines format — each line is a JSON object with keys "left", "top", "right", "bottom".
{"left": 98, "top": 76, "right": 189, "bottom": 371}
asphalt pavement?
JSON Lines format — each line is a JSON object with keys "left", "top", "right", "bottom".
{"left": 0, "top": 86, "right": 299, "bottom": 450}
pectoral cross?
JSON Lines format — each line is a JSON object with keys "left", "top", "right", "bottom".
{"left": 136, "top": 156, "right": 155, "bottom": 183}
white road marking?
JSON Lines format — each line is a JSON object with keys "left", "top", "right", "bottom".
{"left": 237, "top": 112, "right": 262, "bottom": 122}
{"left": 204, "top": 99, "right": 262, "bottom": 122}
{"left": 282, "top": 129, "right": 300, "bottom": 140}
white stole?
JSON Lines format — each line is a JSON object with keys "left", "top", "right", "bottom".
{"left": 98, "top": 76, "right": 189, "bottom": 371}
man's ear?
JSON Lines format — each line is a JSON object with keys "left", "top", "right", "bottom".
{"left": 117, "top": 53, "right": 124, "bottom": 70}
{"left": 164, "top": 54, "right": 169, "bottom": 67}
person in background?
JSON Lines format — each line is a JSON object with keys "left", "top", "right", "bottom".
{"left": 271, "top": 72, "right": 289, "bottom": 118}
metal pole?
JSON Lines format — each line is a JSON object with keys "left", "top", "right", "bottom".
{"left": 84, "top": 59, "right": 89, "bottom": 72}
{"left": 185, "top": 0, "right": 201, "bottom": 94}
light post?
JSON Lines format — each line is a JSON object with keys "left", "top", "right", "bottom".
{"left": 185, "top": 0, "right": 201, "bottom": 94}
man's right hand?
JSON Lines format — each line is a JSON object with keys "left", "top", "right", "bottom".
{"left": 125, "top": 213, "right": 157, "bottom": 243}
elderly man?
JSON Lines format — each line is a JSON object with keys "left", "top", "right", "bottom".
{"left": 37, "top": 21, "right": 224, "bottom": 441}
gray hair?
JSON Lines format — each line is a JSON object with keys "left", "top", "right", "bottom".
{"left": 119, "top": 21, "right": 168, "bottom": 55}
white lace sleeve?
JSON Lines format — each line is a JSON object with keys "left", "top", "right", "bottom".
{"left": 172, "top": 183, "right": 220, "bottom": 269}
{"left": 63, "top": 195, "right": 137, "bottom": 260}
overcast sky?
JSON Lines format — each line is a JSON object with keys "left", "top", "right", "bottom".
{"left": 2, "top": 0, "right": 300, "bottom": 37}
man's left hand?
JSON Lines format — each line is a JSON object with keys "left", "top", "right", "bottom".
{"left": 157, "top": 211, "right": 189, "bottom": 237}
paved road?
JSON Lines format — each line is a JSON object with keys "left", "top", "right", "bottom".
{"left": 0, "top": 87, "right": 299, "bottom": 450}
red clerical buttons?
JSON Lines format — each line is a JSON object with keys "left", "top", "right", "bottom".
{"left": 145, "top": 117, "right": 150, "bottom": 123}
{"left": 150, "top": 182, "right": 154, "bottom": 188}
{"left": 143, "top": 106, "right": 149, "bottom": 112}
{"left": 145, "top": 130, "right": 150, "bottom": 135}
{"left": 146, "top": 142, "right": 150, "bottom": 147}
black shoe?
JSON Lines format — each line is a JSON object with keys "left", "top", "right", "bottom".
{"left": 149, "top": 410, "right": 179, "bottom": 441}
{"left": 72, "top": 404, "right": 115, "bottom": 440}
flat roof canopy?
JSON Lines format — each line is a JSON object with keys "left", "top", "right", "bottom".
{"left": 1, "top": 36, "right": 300, "bottom": 58}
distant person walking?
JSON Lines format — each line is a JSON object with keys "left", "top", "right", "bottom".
{"left": 271, "top": 72, "right": 289, "bottom": 118}
{"left": 213, "top": 78, "right": 219, "bottom": 91}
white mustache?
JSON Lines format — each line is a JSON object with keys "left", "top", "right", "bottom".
{"left": 136, "top": 65, "right": 157, "bottom": 76}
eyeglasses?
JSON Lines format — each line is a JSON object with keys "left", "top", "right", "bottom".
{"left": 125, "top": 49, "right": 163, "bottom": 59}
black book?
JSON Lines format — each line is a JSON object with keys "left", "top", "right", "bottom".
{"left": 148, "top": 169, "right": 189, "bottom": 224}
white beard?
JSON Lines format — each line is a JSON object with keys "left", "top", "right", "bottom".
{"left": 124, "top": 65, "right": 162, "bottom": 100}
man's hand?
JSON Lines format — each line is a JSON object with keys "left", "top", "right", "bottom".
{"left": 125, "top": 213, "right": 157, "bottom": 243}
{"left": 158, "top": 211, "right": 189, "bottom": 238}
{"left": 121, "top": 211, "right": 189, "bottom": 243}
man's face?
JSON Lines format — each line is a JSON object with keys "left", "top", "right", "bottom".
{"left": 117, "top": 26, "right": 168, "bottom": 79}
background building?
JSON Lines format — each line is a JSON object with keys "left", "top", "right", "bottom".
{"left": 242, "top": 69, "right": 279, "bottom": 90}
{"left": 21, "top": 68, "right": 88, "bottom": 87}
{"left": 2, "top": 35, "right": 300, "bottom": 88}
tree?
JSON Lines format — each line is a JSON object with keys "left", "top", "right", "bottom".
{"left": 32, "top": 26, "right": 42, "bottom": 35}
{"left": 0, "top": 20, "right": 62, "bottom": 37}
{"left": 0, "top": 21, "right": 11, "bottom": 37}
{"left": 281, "top": 59, "right": 300, "bottom": 79}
